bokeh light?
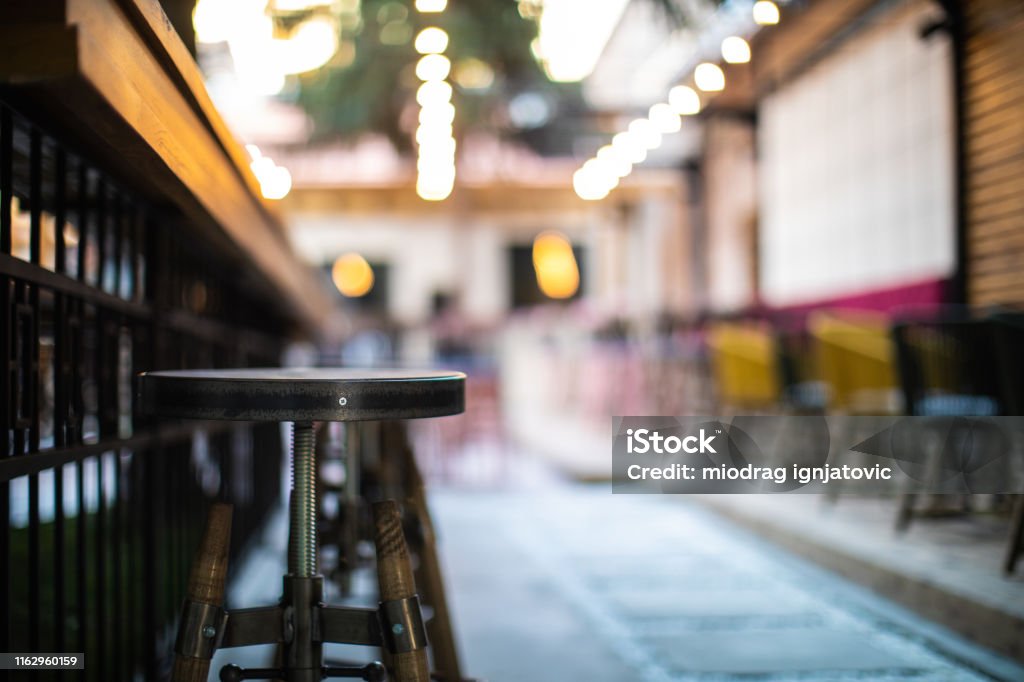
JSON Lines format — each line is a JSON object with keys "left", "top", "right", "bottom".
{"left": 695, "top": 62, "right": 726, "bottom": 92}
{"left": 753, "top": 1, "right": 780, "bottom": 25}
{"left": 416, "top": 80, "right": 453, "bottom": 107}
{"left": 648, "top": 102, "right": 681, "bottom": 134}
{"left": 613, "top": 131, "right": 647, "bottom": 164}
{"left": 668, "top": 85, "right": 701, "bottom": 115}
{"left": 532, "top": 231, "right": 580, "bottom": 299}
{"left": 416, "top": 54, "right": 452, "bottom": 81}
{"left": 628, "top": 118, "right": 662, "bottom": 150}
{"left": 332, "top": 253, "right": 375, "bottom": 297}
{"left": 721, "top": 36, "right": 751, "bottom": 64}
{"left": 415, "top": 27, "right": 449, "bottom": 54}
{"left": 415, "top": 0, "right": 447, "bottom": 12}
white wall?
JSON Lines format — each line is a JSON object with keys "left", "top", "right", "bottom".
{"left": 758, "top": 1, "right": 955, "bottom": 306}
{"left": 288, "top": 216, "right": 461, "bottom": 324}
{"left": 705, "top": 117, "right": 758, "bottom": 312}
{"left": 287, "top": 183, "right": 690, "bottom": 326}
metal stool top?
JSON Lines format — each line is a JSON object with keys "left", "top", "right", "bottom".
{"left": 137, "top": 368, "right": 465, "bottom": 422}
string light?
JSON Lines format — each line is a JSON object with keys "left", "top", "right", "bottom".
{"left": 416, "top": 54, "right": 452, "bottom": 81}
{"left": 753, "top": 1, "right": 780, "bottom": 25}
{"left": 695, "top": 62, "right": 726, "bottom": 91}
{"left": 668, "top": 85, "right": 701, "bottom": 115}
{"left": 416, "top": 80, "right": 453, "bottom": 107}
{"left": 628, "top": 118, "right": 662, "bottom": 150}
{"left": 648, "top": 103, "right": 681, "bottom": 134}
{"left": 247, "top": 145, "right": 292, "bottom": 200}
{"left": 597, "top": 145, "right": 632, "bottom": 178}
{"left": 612, "top": 132, "right": 647, "bottom": 164}
{"left": 414, "top": 0, "right": 455, "bottom": 201}
{"left": 415, "top": 27, "right": 449, "bottom": 54}
{"left": 721, "top": 36, "right": 751, "bottom": 64}
{"left": 415, "top": 0, "right": 447, "bottom": 12}
{"left": 573, "top": 2, "right": 783, "bottom": 202}
{"left": 418, "top": 102, "right": 456, "bottom": 126}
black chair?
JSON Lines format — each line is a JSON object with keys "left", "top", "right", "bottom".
{"left": 991, "top": 312, "right": 1024, "bottom": 574}
{"left": 775, "top": 325, "right": 828, "bottom": 415}
{"left": 891, "top": 312, "right": 1003, "bottom": 531}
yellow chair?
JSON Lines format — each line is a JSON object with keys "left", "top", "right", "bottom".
{"left": 809, "top": 311, "right": 901, "bottom": 415}
{"left": 707, "top": 323, "right": 782, "bottom": 411}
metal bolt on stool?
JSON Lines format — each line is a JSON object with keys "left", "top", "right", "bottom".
{"left": 137, "top": 368, "right": 466, "bottom": 682}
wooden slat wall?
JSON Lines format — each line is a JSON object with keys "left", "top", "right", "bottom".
{"left": 964, "top": 0, "right": 1024, "bottom": 306}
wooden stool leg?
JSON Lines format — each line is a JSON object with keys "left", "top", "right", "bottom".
{"left": 390, "top": 425, "right": 464, "bottom": 682}
{"left": 172, "top": 502, "right": 232, "bottom": 682}
{"left": 374, "top": 500, "right": 431, "bottom": 682}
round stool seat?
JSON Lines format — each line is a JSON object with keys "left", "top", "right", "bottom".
{"left": 137, "top": 368, "right": 465, "bottom": 422}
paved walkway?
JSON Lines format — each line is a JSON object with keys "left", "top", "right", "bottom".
{"left": 431, "top": 484, "right": 1024, "bottom": 682}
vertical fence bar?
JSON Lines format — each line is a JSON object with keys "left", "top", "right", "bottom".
{"left": 52, "top": 145, "right": 68, "bottom": 676}
{"left": 0, "top": 105, "right": 11, "bottom": 652}
{"left": 1, "top": 105, "right": 11, "bottom": 252}
{"left": 27, "top": 125, "right": 43, "bottom": 652}
{"left": 76, "top": 161, "right": 87, "bottom": 284}
{"left": 94, "top": 414, "right": 107, "bottom": 678}
{"left": 75, "top": 456, "right": 87, "bottom": 659}
{"left": 112, "top": 449, "right": 122, "bottom": 681}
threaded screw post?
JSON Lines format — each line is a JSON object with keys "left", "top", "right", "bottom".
{"left": 288, "top": 422, "right": 317, "bottom": 577}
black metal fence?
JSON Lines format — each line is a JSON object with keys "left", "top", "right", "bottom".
{"left": 1, "top": 97, "right": 294, "bottom": 680}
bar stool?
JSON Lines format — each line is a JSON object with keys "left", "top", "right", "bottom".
{"left": 137, "top": 368, "right": 465, "bottom": 682}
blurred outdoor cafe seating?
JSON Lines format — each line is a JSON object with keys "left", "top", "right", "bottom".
{"left": 708, "top": 305, "right": 1024, "bottom": 574}
{"left": 512, "top": 304, "right": 1024, "bottom": 574}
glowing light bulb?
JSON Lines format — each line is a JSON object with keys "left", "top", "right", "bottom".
{"left": 416, "top": 80, "right": 453, "bottom": 107}
{"left": 262, "top": 166, "right": 292, "bottom": 200}
{"left": 753, "top": 1, "right": 780, "bottom": 26}
{"left": 416, "top": 175, "right": 455, "bottom": 201}
{"left": 721, "top": 36, "right": 751, "bottom": 64}
{"left": 694, "top": 62, "right": 725, "bottom": 92}
{"left": 416, "top": 53, "right": 451, "bottom": 81}
{"left": 418, "top": 101, "right": 456, "bottom": 126}
{"left": 532, "top": 231, "right": 580, "bottom": 299}
{"left": 417, "top": 156, "right": 456, "bottom": 175}
{"left": 250, "top": 154, "right": 292, "bottom": 200}
{"left": 597, "top": 145, "right": 632, "bottom": 178}
{"left": 573, "top": 167, "right": 609, "bottom": 201}
{"left": 648, "top": 102, "right": 681, "bottom": 134}
{"left": 415, "top": 123, "right": 456, "bottom": 147}
{"left": 332, "top": 253, "right": 375, "bottom": 297}
{"left": 583, "top": 158, "right": 619, "bottom": 191}
{"left": 628, "top": 118, "right": 662, "bottom": 150}
{"left": 668, "top": 85, "right": 701, "bottom": 115}
{"left": 414, "top": 27, "right": 449, "bottom": 54}
{"left": 415, "top": 0, "right": 447, "bottom": 12}
{"left": 612, "top": 131, "right": 647, "bottom": 164}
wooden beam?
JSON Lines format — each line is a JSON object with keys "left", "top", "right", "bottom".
{"left": 284, "top": 175, "right": 684, "bottom": 217}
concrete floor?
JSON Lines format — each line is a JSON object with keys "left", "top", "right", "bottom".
{"left": 430, "top": 480, "right": 1024, "bottom": 682}
{"left": 212, "top": 450, "right": 1024, "bottom": 681}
